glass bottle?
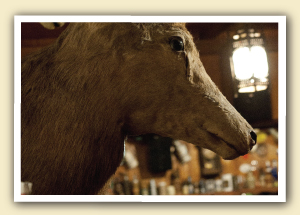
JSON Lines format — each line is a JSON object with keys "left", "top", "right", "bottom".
{"left": 194, "top": 182, "right": 200, "bottom": 194}
{"left": 246, "top": 171, "right": 256, "bottom": 189}
{"left": 187, "top": 176, "right": 194, "bottom": 194}
{"left": 140, "top": 180, "right": 149, "bottom": 195}
{"left": 265, "top": 160, "right": 274, "bottom": 188}
{"left": 114, "top": 177, "right": 124, "bottom": 195}
{"left": 182, "top": 180, "right": 189, "bottom": 195}
{"left": 199, "top": 179, "right": 206, "bottom": 194}
{"left": 150, "top": 179, "right": 157, "bottom": 195}
{"left": 258, "top": 168, "right": 266, "bottom": 187}
{"left": 123, "top": 174, "right": 132, "bottom": 195}
{"left": 171, "top": 170, "right": 181, "bottom": 195}
{"left": 271, "top": 159, "right": 278, "bottom": 187}
{"left": 132, "top": 175, "right": 140, "bottom": 195}
{"left": 158, "top": 181, "right": 167, "bottom": 195}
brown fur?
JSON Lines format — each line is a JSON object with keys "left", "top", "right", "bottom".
{"left": 21, "top": 23, "right": 255, "bottom": 195}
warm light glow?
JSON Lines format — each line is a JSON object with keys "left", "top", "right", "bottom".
{"left": 238, "top": 86, "right": 255, "bottom": 93}
{"left": 232, "top": 47, "right": 252, "bottom": 80}
{"left": 238, "top": 85, "right": 268, "bottom": 93}
{"left": 256, "top": 85, "right": 268, "bottom": 91}
{"left": 251, "top": 46, "right": 269, "bottom": 79}
{"left": 233, "top": 35, "right": 239, "bottom": 40}
{"left": 232, "top": 46, "right": 269, "bottom": 81}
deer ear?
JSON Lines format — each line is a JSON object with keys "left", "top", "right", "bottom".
{"left": 40, "top": 22, "right": 65, "bottom": 30}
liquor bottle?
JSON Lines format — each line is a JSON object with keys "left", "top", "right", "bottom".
{"left": 187, "top": 176, "right": 194, "bottom": 194}
{"left": 182, "top": 180, "right": 189, "bottom": 195}
{"left": 132, "top": 175, "right": 140, "bottom": 195}
{"left": 265, "top": 160, "right": 274, "bottom": 188}
{"left": 250, "top": 160, "right": 260, "bottom": 187}
{"left": 171, "top": 170, "right": 181, "bottom": 195}
{"left": 123, "top": 174, "right": 132, "bottom": 195}
{"left": 205, "top": 179, "right": 216, "bottom": 193}
{"left": 232, "top": 176, "right": 239, "bottom": 191}
{"left": 158, "top": 181, "right": 167, "bottom": 195}
{"left": 271, "top": 159, "right": 278, "bottom": 187}
{"left": 150, "top": 179, "right": 157, "bottom": 195}
{"left": 199, "top": 179, "right": 206, "bottom": 194}
{"left": 194, "top": 182, "right": 200, "bottom": 194}
{"left": 167, "top": 185, "right": 176, "bottom": 195}
{"left": 215, "top": 179, "right": 223, "bottom": 192}
{"left": 258, "top": 168, "right": 266, "bottom": 187}
{"left": 140, "top": 180, "right": 149, "bottom": 195}
{"left": 246, "top": 170, "right": 256, "bottom": 189}
{"left": 114, "top": 177, "right": 124, "bottom": 195}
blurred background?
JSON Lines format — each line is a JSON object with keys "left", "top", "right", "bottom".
{"left": 21, "top": 22, "right": 278, "bottom": 195}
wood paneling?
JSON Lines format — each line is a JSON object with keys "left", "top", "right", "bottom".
{"left": 268, "top": 52, "right": 279, "bottom": 120}
{"left": 200, "top": 54, "right": 223, "bottom": 91}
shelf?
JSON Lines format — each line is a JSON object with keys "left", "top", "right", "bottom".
{"left": 196, "top": 187, "right": 278, "bottom": 195}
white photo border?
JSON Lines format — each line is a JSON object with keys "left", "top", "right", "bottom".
{"left": 14, "top": 15, "right": 286, "bottom": 202}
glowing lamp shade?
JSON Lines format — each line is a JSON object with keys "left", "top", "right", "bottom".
{"left": 230, "top": 27, "right": 272, "bottom": 123}
{"left": 232, "top": 46, "right": 269, "bottom": 81}
{"left": 232, "top": 47, "right": 252, "bottom": 80}
{"left": 230, "top": 28, "right": 270, "bottom": 94}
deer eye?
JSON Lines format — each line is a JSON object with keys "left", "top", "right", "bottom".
{"left": 169, "top": 36, "right": 184, "bottom": 52}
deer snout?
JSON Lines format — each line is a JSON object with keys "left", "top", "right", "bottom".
{"left": 249, "top": 130, "right": 257, "bottom": 150}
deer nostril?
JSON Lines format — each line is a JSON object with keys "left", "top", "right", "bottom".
{"left": 250, "top": 130, "right": 257, "bottom": 145}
